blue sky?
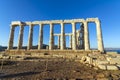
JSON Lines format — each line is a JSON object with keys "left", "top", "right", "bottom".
{"left": 0, "top": 0, "right": 120, "bottom": 48}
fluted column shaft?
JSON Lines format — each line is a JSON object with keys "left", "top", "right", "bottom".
{"left": 81, "top": 25, "right": 84, "bottom": 49}
{"left": 77, "top": 31, "right": 80, "bottom": 49}
{"left": 58, "top": 35, "right": 60, "bottom": 49}
{"left": 84, "top": 21, "right": 90, "bottom": 50}
{"left": 64, "top": 35, "right": 66, "bottom": 49}
{"left": 60, "top": 23, "right": 65, "bottom": 50}
{"left": 7, "top": 25, "right": 15, "bottom": 50}
{"left": 17, "top": 25, "right": 24, "bottom": 49}
{"left": 96, "top": 20, "right": 104, "bottom": 52}
{"left": 49, "top": 23, "right": 54, "bottom": 50}
{"left": 38, "top": 24, "right": 43, "bottom": 49}
{"left": 76, "top": 32, "right": 78, "bottom": 48}
{"left": 72, "top": 22, "right": 77, "bottom": 50}
{"left": 27, "top": 24, "right": 33, "bottom": 50}
{"left": 70, "top": 34, "right": 72, "bottom": 48}
{"left": 82, "top": 32, "right": 84, "bottom": 49}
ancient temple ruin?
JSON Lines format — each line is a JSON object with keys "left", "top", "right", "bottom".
{"left": 6, "top": 18, "right": 104, "bottom": 54}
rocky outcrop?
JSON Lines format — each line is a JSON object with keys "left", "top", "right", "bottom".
{"left": 81, "top": 52, "right": 120, "bottom": 70}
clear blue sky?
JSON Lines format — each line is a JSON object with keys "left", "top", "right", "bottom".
{"left": 0, "top": 0, "right": 120, "bottom": 48}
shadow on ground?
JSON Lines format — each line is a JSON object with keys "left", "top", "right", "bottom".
{"left": 0, "top": 71, "right": 40, "bottom": 79}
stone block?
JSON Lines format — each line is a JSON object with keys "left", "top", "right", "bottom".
{"left": 81, "top": 56, "right": 93, "bottom": 64}
{"left": 96, "top": 60, "right": 109, "bottom": 65}
{"left": 96, "top": 73, "right": 105, "bottom": 78}
{"left": 116, "top": 65, "right": 120, "bottom": 69}
{"left": 109, "top": 58, "right": 120, "bottom": 64}
{"left": 97, "top": 64, "right": 107, "bottom": 70}
{"left": 106, "top": 65, "right": 118, "bottom": 70}
{"left": 106, "top": 52, "right": 118, "bottom": 55}
{"left": 106, "top": 56, "right": 111, "bottom": 61}
{"left": 0, "top": 54, "right": 3, "bottom": 59}
{"left": 97, "top": 78, "right": 109, "bottom": 80}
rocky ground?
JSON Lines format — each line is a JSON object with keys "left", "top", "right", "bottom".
{"left": 0, "top": 58, "right": 120, "bottom": 80}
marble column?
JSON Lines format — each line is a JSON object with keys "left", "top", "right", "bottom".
{"left": 38, "top": 24, "right": 43, "bottom": 49}
{"left": 64, "top": 35, "right": 66, "bottom": 49}
{"left": 27, "top": 24, "right": 33, "bottom": 50}
{"left": 77, "top": 31, "right": 80, "bottom": 49}
{"left": 96, "top": 19, "right": 104, "bottom": 52}
{"left": 69, "top": 34, "right": 72, "bottom": 48}
{"left": 76, "top": 32, "right": 78, "bottom": 48}
{"left": 17, "top": 25, "right": 24, "bottom": 49}
{"left": 81, "top": 24, "right": 84, "bottom": 49}
{"left": 58, "top": 35, "right": 60, "bottom": 49}
{"left": 49, "top": 23, "right": 54, "bottom": 50}
{"left": 7, "top": 25, "right": 15, "bottom": 50}
{"left": 72, "top": 22, "right": 77, "bottom": 50}
{"left": 82, "top": 32, "right": 84, "bottom": 49}
{"left": 60, "top": 23, "right": 65, "bottom": 50}
{"left": 84, "top": 21, "right": 90, "bottom": 50}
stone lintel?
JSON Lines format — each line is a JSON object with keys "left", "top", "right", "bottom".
{"left": 54, "top": 33, "right": 72, "bottom": 36}
{"left": 11, "top": 21, "right": 26, "bottom": 26}
{"left": 25, "top": 22, "right": 32, "bottom": 25}
{"left": 63, "top": 19, "right": 85, "bottom": 23}
{"left": 86, "top": 18, "right": 99, "bottom": 22}
{"left": 11, "top": 18, "right": 100, "bottom": 26}
{"left": 32, "top": 20, "right": 63, "bottom": 24}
